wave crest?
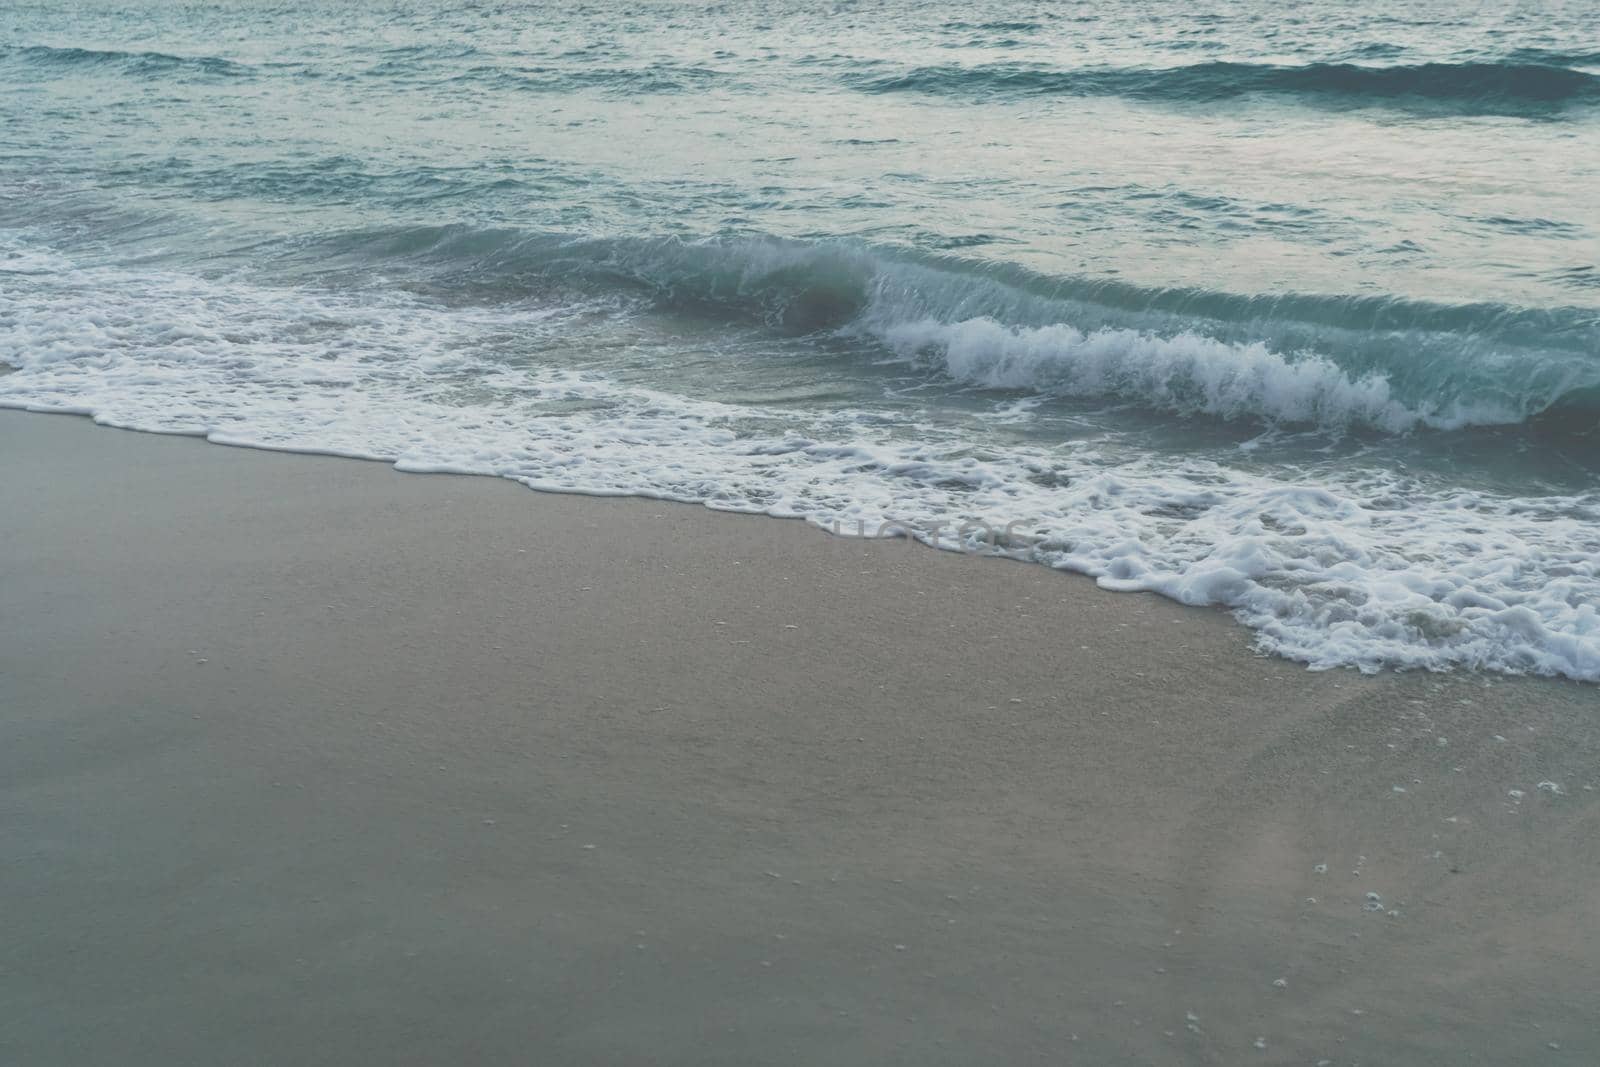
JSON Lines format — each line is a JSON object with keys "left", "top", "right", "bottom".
{"left": 877, "top": 318, "right": 1440, "bottom": 431}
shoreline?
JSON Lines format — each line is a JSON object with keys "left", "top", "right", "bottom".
{"left": 8, "top": 402, "right": 1595, "bottom": 687}
{"left": 4, "top": 409, "right": 1598, "bottom": 1065}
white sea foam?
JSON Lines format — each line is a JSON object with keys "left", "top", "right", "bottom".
{"left": 2, "top": 255, "right": 1597, "bottom": 682}
{"left": 873, "top": 316, "right": 1520, "bottom": 432}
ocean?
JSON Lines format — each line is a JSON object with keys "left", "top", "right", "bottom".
{"left": 2, "top": 0, "right": 1596, "bottom": 680}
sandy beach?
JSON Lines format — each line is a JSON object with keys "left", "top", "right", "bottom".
{"left": 2, "top": 409, "right": 1597, "bottom": 1065}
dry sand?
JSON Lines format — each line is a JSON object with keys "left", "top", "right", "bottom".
{"left": 3, "top": 410, "right": 1597, "bottom": 1065}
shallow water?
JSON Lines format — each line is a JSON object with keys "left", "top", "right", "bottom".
{"left": 2, "top": 0, "right": 1597, "bottom": 678}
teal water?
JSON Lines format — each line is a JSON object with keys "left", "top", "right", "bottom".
{"left": 2, "top": 1, "right": 1597, "bottom": 678}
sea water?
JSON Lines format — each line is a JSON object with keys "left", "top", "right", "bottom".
{"left": 2, "top": 0, "right": 1597, "bottom": 679}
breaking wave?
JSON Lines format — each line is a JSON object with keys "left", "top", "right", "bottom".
{"left": 301, "top": 227, "right": 1600, "bottom": 435}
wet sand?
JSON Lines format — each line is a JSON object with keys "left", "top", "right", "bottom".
{"left": 3, "top": 410, "right": 1597, "bottom": 1065}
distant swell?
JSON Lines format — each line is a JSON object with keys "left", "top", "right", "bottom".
{"left": 1, "top": 44, "right": 252, "bottom": 79}
{"left": 0, "top": 44, "right": 717, "bottom": 94}
{"left": 852, "top": 59, "right": 1600, "bottom": 114}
